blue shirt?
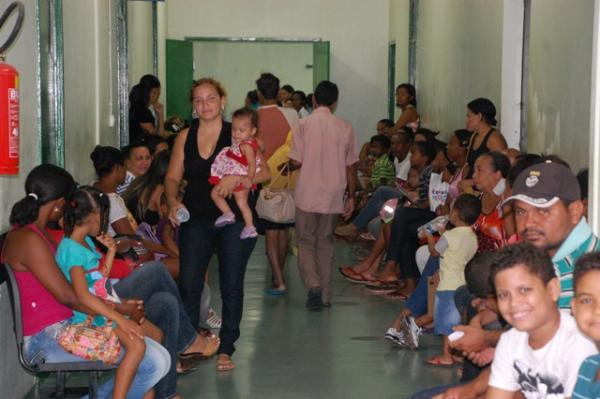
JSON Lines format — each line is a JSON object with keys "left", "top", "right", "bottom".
{"left": 552, "top": 219, "right": 600, "bottom": 308}
{"left": 56, "top": 236, "right": 106, "bottom": 326}
{"left": 573, "top": 354, "right": 600, "bottom": 399}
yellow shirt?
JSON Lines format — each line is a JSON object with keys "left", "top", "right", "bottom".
{"left": 437, "top": 226, "right": 478, "bottom": 291}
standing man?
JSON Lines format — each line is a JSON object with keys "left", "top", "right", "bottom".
{"left": 288, "top": 80, "right": 359, "bottom": 310}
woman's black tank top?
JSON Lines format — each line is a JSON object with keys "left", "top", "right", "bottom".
{"left": 466, "top": 128, "right": 495, "bottom": 177}
{"left": 183, "top": 120, "right": 231, "bottom": 221}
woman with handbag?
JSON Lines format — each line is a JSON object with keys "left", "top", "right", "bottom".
{"left": 165, "top": 78, "right": 271, "bottom": 372}
{"left": 3, "top": 164, "right": 219, "bottom": 399}
{"left": 2, "top": 165, "right": 169, "bottom": 398}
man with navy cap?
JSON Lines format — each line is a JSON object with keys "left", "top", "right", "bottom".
{"left": 504, "top": 160, "right": 600, "bottom": 308}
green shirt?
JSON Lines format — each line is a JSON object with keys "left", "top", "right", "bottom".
{"left": 371, "top": 154, "right": 395, "bottom": 188}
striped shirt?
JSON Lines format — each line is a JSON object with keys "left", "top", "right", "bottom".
{"left": 371, "top": 154, "right": 396, "bottom": 188}
{"left": 573, "top": 355, "right": 600, "bottom": 399}
{"left": 553, "top": 219, "right": 600, "bottom": 309}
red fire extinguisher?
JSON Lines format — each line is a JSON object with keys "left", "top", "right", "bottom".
{"left": 0, "top": 2, "right": 24, "bottom": 175}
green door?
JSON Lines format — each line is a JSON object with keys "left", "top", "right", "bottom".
{"left": 166, "top": 39, "right": 194, "bottom": 121}
{"left": 312, "top": 41, "right": 330, "bottom": 89}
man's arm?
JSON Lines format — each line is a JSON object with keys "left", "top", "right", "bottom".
{"left": 343, "top": 162, "right": 358, "bottom": 220}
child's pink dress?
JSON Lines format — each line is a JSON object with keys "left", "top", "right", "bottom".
{"left": 209, "top": 139, "right": 261, "bottom": 191}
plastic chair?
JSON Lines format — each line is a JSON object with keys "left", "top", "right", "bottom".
{"left": 1, "top": 263, "right": 115, "bottom": 398}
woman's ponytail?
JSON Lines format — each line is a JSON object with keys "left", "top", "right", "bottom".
{"left": 9, "top": 194, "right": 41, "bottom": 226}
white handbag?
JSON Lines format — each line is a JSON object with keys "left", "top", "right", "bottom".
{"left": 256, "top": 163, "right": 295, "bottom": 223}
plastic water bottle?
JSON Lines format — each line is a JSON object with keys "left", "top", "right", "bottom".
{"left": 418, "top": 215, "right": 449, "bottom": 236}
{"left": 176, "top": 207, "right": 190, "bottom": 223}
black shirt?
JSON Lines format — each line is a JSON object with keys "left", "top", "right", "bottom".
{"left": 129, "top": 106, "right": 155, "bottom": 144}
{"left": 182, "top": 120, "right": 257, "bottom": 222}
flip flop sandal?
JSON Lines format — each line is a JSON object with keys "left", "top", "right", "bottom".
{"left": 266, "top": 288, "right": 287, "bottom": 296}
{"left": 426, "top": 356, "right": 454, "bottom": 367}
{"left": 365, "top": 280, "right": 400, "bottom": 290}
{"left": 338, "top": 267, "right": 368, "bottom": 284}
{"left": 217, "top": 357, "right": 236, "bottom": 372}
{"left": 385, "top": 290, "right": 409, "bottom": 300}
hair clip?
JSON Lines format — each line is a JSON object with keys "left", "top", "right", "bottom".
{"left": 70, "top": 200, "right": 77, "bottom": 208}
{"left": 27, "top": 193, "right": 38, "bottom": 201}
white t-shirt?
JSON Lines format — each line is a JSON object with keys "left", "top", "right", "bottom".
{"left": 428, "top": 172, "right": 449, "bottom": 212}
{"left": 490, "top": 311, "right": 597, "bottom": 398}
{"left": 107, "top": 193, "right": 130, "bottom": 237}
{"left": 394, "top": 152, "right": 411, "bottom": 182}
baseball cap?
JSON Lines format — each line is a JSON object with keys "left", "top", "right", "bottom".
{"left": 503, "top": 160, "right": 581, "bottom": 208}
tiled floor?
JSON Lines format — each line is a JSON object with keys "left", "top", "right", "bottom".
{"left": 29, "top": 237, "right": 459, "bottom": 398}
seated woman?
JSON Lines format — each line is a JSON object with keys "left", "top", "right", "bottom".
{"left": 1, "top": 164, "right": 219, "bottom": 399}
{"left": 335, "top": 127, "right": 414, "bottom": 238}
{"left": 391, "top": 83, "right": 419, "bottom": 133}
{"left": 90, "top": 145, "right": 180, "bottom": 278}
{"left": 116, "top": 142, "right": 152, "bottom": 196}
{"left": 340, "top": 140, "right": 438, "bottom": 289}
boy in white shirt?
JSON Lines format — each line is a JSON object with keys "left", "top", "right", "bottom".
{"left": 487, "top": 243, "right": 596, "bottom": 399}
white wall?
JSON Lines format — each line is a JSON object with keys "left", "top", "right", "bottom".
{"left": 0, "top": 0, "right": 40, "bottom": 395}
{"left": 166, "top": 0, "right": 390, "bottom": 142}
{"left": 415, "top": 0, "right": 503, "bottom": 140}
{"left": 128, "top": 0, "right": 154, "bottom": 86}
{"left": 527, "top": 0, "right": 594, "bottom": 172}
{"left": 193, "top": 41, "right": 313, "bottom": 117}
{"left": 63, "top": 0, "right": 120, "bottom": 183}
{"left": 389, "top": 0, "right": 410, "bottom": 122}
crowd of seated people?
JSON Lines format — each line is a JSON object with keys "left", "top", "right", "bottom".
{"left": 333, "top": 86, "right": 600, "bottom": 398}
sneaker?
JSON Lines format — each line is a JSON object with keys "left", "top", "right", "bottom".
{"left": 384, "top": 327, "right": 408, "bottom": 347}
{"left": 401, "top": 316, "right": 422, "bottom": 349}
{"left": 206, "top": 308, "right": 222, "bottom": 329}
{"left": 306, "top": 288, "right": 323, "bottom": 311}
{"left": 240, "top": 225, "right": 258, "bottom": 239}
{"left": 214, "top": 212, "right": 235, "bottom": 228}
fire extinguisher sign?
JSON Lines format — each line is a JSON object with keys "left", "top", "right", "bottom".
{"left": 8, "top": 87, "right": 18, "bottom": 159}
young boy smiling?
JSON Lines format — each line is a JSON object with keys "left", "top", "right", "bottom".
{"left": 487, "top": 243, "right": 596, "bottom": 399}
{"left": 570, "top": 252, "right": 600, "bottom": 398}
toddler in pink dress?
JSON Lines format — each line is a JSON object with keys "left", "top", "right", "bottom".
{"left": 209, "top": 108, "right": 262, "bottom": 239}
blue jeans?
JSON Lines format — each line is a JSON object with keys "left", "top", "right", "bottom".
{"left": 405, "top": 256, "right": 440, "bottom": 316}
{"left": 434, "top": 291, "right": 462, "bottom": 336}
{"left": 387, "top": 207, "right": 436, "bottom": 278}
{"left": 24, "top": 321, "right": 170, "bottom": 399}
{"left": 114, "top": 261, "right": 197, "bottom": 398}
{"left": 352, "top": 186, "right": 402, "bottom": 229}
{"left": 179, "top": 218, "right": 257, "bottom": 355}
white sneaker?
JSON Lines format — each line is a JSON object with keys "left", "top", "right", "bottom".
{"left": 401, "top": 316, "right": 422, "bottom": 349}
{"left": 384, "top": 327, "right": 408, "bottom": 347}
{"left": 206, "top": 308, "right": 222, "bottom": 329}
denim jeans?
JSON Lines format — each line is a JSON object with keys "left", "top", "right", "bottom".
{"left": 434, "top": 290, "right": 462, "bottom": 335}
{"left": 24, "top": 321, "right": 170, "bottom": 399}
{"left": 405, "top": 256, "right": 439, "bottom": 317}
{"left": 179, "top": 218, "right": 257, "bottom": 355}
{"left": 387, "top": 207, "right": 436, "bottom": 279}
{"left": 114, "top": 261, "right": 196, "bottom": 399}
{"left": 352, "top": 186, "right": 402, "bottom": 229}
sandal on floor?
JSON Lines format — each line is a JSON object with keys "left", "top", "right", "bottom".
{"left": 266, "top": 288, "right": 287, "bottom": 296}
{"left": 426, "top": 356, "right": 454, "bottom": 367}
{"left": 365, "top": 280, "right": 400, "bottom": 291}
{"left": 217, "top": 355, "right": 236, "bottom": 372}
{"left": 339, "top": 267, "right": 368, "bottom": 284}
{"left": 176, "top": 357, "right": 200, "bottom": 375}
{"left": 385, "top": 290, "right": 409, "bottom": 300}
{"left": 180, "top": 334, "right": 220, "bottom": 361}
